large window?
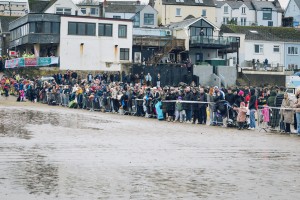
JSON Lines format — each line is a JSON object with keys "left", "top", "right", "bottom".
{"left": 133, "top": 14, "right": 140, "bottom": 27}
{"left": 223, "top": 17, "right": 229, "bottom": 25}
{"left": 98, "top": 23, "right": 112, "bottom": 36}
{"left": 288, "top": 47, "right": 298, "bottom": 55}
{"left": 68, "top": 22, "right": 96, "bottom": 36}
{"left": 144, "top": 13, "right": 154, "bottom": 25}
{"left": 241, "top": 17, "right": 246, "bottom": 26}
{"left": 118, "top": 25, "right": 127, "bottom": 38}
{"left": 254, "top": 44, "right": 263, "bottom": 54}
{"left": 263, "top": 8, "right": 272, "bottom": 20}
{"left": 176, "top": 8, "right": 181, "bottom": 16}
{"left": 56, "top": 7, "right": 72, "bottom": 15}
{"left": 242, "top": 7, "right": 246, "bottom": 14}
{"left": 120, "top": 48, "right": 129, "bottom": 60}
{"left": 90, "top": 8, "right": 98, "bottom": 16}
{"left": 81, "top": 8, "right": 86, "bottom": 14}
{"left": 29, "top": 22, "right": 60, "bottom": 34}
{"left": 224, "top": 6, "right": 228, "bottom": 14}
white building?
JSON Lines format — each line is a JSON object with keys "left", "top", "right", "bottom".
{"left": 44, "top": 0, "right": 82, "bottom": 15}
{"left": 0, "top": 0, "right": 28, "bottom": 16}
{"left": 59, "top": 15, "right": 132, "bottom": 71}
{"left": 284, "top": 0, "right": 300, "bottom": 27}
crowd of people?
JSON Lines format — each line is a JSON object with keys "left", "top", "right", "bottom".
{"left": 1, "top": 70, "right": 300, "bottom": 136}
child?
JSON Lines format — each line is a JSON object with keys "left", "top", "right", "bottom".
{"left": 233, "top": 102, "right": 248, "bottom": 130}
{"left": 20, "top": 90, "right": 25, "bottom": 102}
{"left": 261, "top": 104, "right": 270, "bottom": 130}
{"left": 174, "top": 96, "right": 184, "bottom": 123}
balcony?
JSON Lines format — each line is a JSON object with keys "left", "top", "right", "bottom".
{"left": 133, "top": 36, "right": 185, "bottom": 48}
{"left": 190, "top": 35, "right": 239, "bottom": 49}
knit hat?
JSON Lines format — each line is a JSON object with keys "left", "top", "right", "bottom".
{"left": 238, "top": 90, "right": 244, "bottom": 96}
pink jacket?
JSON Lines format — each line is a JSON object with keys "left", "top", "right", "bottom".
{"left": 261, "top": 106, "right": 270, "bottom": 122}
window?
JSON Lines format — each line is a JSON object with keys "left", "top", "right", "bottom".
{"left": 144, "top": 13, "right": 154, "bottom": 25}
{"left": 242, "top": 7, "right": 246, "bottom": 14}
{"left": 118, "top": 25, "right": 127, "bottom": 38}
{"left": 195, "top": 0, "right": 203, "bottom": 3}
{"left": 176, "top": 0, "right": 184, "bottom": 2}
{"left": 51, "top": 22, "right": 60, "bottom": 34}
{"left": 176, "top": 8, "right": 181, "bottom": 16}
{"left": 254, "top": 44, "right": 263, "bottom": 54}
{"left": 68, "top": 22, "right": 96, "bottom": 36}
{"left": 113, "top": 16, "right": 121, "bottom": 19}
{"left": 133, "top": 14, "right": 140, "bottom": 27}
{"left": 44, "top": 22, "right": 51, "bottom": 33}
{"left": 273, "top": 45, "right": 280, "bottom": 53}
{"left": 262, "top": 8, "right": 272, "bottom": 20}
{"left": 202, "top": 9, "right": 206, "bottom": 17}
{"left": 224, "top": 6, "right": 228, "bottom": 14}
{"left": 223, "top": 17, "right": 229, "bottom": 25}
{"left": 231, "top": 17, "right": 238, "bottom": 25}
{"left": 288, "top": 47, "right": 298, "bottom": 55}
{"left": 98, "top": 23, "right": 112, "bottom": 36}
{"left": 241, "top": 17, "right": 246, "bottom": 26}
{"left": 268, "top": 21, "right": 273, "bottom": 26}
{"left": 81, "top": 8, "right": 86, "bottom": 14}
{"left": 90, "top": 8, "right": 98, "bottom": 16}
{"left": 56, "top": 7, "right": 72, "bottom": 15}
{"left": 120, "top": 48, "right": 129, "bottom": 60}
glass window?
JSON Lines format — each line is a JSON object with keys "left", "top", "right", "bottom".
{"left": 56, "top": 7, "right": 72, "bottom": 15}
{"left": 36, "top": 22, "right": 43, "bottom": 33}
{"left": 44, "top": 22, "right": 51, "bottom": 33}
{"left": 81, "top": 8, "right": 86, "bottom": 14}
{"left": 254, "top": 44, "right": 263, "bottom": 53}
{"left": 120, "top": 48, "right": 129, "bottom": 60}
{"left": 56, "top": 8, "right": 63, "bottom": 14}
{"left": 51, "top": 22, "right": 60, "bottom": 34}
{"left": 288, "top": 47, "right": 298, "bottom": 55}
{"left": 78, "top": 23, "right": 86, "bottom": 35}
{"left": 29, "top": 22, "right": 35, "bottom": 33}
{"left": 223, "top": 17, "right": 229, "bottom": 24}
{"left": 144, "top": 13, "right": 154, "bottom": 25}
{"left": 202, "top": 9, "right": 206, "bottom": 17}
{"left": 224, "top": 6, "right": 228, "bottom": 14}
{"left": 242, "top": 7, "right": 246, "bottom": 14}
{"left": 86, "top": 23, "right": 96, "bottom": 36}
{"left": 241, "top": 17, "right": 246, "bottom": 26}
{"left": 176, "top": 8, "right": 181, "bottom": 16}
{"left": 263, "top": 8, "right": 272, "bottom": 20}
{"left": 98, "top": 23, "right": 112, "bottom": 36}
{"left": 68, "top": 22, "right": 77, "bottom": 35}
{"left": 273, "top": 45, "right": 280, "bottom": 53}
{"left": 268, "top": 21, "right": 273, "bottom": 26}
{"left": 113, "top": 16, "right": 121, "bottom": 19}
{"left": 133, "top": 14, "right": 140, "bottom": 27}
{"left": 118, "top": 25, "right": 127, "bottom": 38}
{"left": 90, "top": 8, "right": 98, "bottom": 15}
{"left": 64, "top": 8, "right": 72, "bottom": 15}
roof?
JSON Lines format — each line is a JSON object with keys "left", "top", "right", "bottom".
{"left": 42, "top": 0, "right": 59, "bottom": 12}
{"left": 29, "top": 0, "right": 53, "bottom": 13}
{"left": 251, "top": 1, "right": 277, "bottom": 11}
{"left": 168, "top": 17, "right": 219, "bottom": 30}
{"left": 105, "top": 4, "right": 146, "bottom": 13}
{"left": 295, "top": 0, "right": 300, "bottom": 9}
{"left": 220, "top": 25, "right": 300, "bottom": 42}
{"left": 0, "top": 16, "right": 19, "bottom": 33}
{"left": 106, "top": 1, "right": 142, "bottom": 5}
{"left": 161, "top": 0, "right": 215, "bottom": 7}
{"left": 215, "top": 1, "right": 254, "bottom": 10}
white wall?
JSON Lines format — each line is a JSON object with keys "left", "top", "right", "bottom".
{"left": 59, "top": 16, "right": 133, "bottom": 71}
{"left": 256, "top": 10, "right": 281, "bottom": 26}
{"left": 244, "top": 40, "right": 284, "bottom": 67}
{"left": 139, "top": 5, "right": 158, "bottom": 28}
{"left": 44, "top": 0, "right": 81, "bottom": 15}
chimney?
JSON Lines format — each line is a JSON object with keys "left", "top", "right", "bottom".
{"left": 137, "top": 0, "right": 140, "bottom": 5}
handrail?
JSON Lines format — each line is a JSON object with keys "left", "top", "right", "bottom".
{"left": 241, "top": 71, "right": 251, "bottom": 87}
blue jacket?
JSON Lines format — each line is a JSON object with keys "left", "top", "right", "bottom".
{"left": 155, "top": 101, "right": 164, "bottom": 120}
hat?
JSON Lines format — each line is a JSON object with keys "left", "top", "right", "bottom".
{"left": 214, "top": 86, "right": 219, "bottom": 89}
{"left": 178, "top": 96, "right": 182, "bottom": 100}
{"left": 238, "top": 90, "right": 244, "bottom": 96}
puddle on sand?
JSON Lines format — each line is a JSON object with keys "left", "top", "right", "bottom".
{"left": 0, "top": 109, "right": 111, "bottom": 139}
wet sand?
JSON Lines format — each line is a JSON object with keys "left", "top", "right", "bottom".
{"left": 0, "top": 97, "right": 300, "bottom": 199}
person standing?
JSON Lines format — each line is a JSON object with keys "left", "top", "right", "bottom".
{"left": 281, "top": 93, "right": 294, "bottom": 133}
{"left": 293, "top": 89, "right": 300, "bottom": 136}
{"left": 140, "top": 72, "right": 144, "bottom": 86}
{"left": 145, "top": 73, "right": 152, "bottom": 87}
{"left": 156, "top": 73, "right": 161, "bottom": 88}
{"left": 248, "top": 88, "right": 257, "bottom": 130}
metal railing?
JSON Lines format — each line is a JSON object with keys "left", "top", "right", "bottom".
{"left": 190, "top": 35, "right": 238, "bottom": 46}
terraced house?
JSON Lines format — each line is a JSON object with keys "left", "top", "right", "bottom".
{"left": 154, "top": 0, "right": 216, "bottom": 25}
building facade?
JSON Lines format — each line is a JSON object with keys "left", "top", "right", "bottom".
{"left": 59, "top": 15, "right": 132, "bottom": 71}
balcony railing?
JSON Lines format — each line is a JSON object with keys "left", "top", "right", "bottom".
{"left": 190, "top": 35, "right": 239, "bottom": 46}
{"left": 222, "top": 21, "right": 257, "bottom": 26}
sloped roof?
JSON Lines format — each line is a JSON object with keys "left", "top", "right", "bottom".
{"left": 295, "top": 0, "right": 300, "bottom": 9}
{"left": 105, "top": 4, "right": 146, "bottom": 13}
{"left": 251, "top": 1, "right": 277, "bottom": 11}
{"left": 184, "top": 15, "right": 196, "bottom": 20}
{"left": 106, "top": 1, "right": 142, "bottom": 5}
{"left": 168, "top": 17, "right": 219, "bottom": 30}
{"left": 42, "top": 0, "right": 59, "bottom": 12}
{"left": 215, "top": 1, "right": 254, "bottom": 10}
{"left": 29, "top": 0, "right": 52, "bottom": 13}
{"left": 0, "top": 16, "right": 19, "bottom": 33}
{"left": 221, "top": 25, "right": 300, "bottom": 42}
{"left": 162, "top": 0, "right": 215, "bottom": 7}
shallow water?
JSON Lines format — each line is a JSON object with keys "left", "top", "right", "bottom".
{"left": 0, "top": 106, "right": 299, "bottom": 199}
